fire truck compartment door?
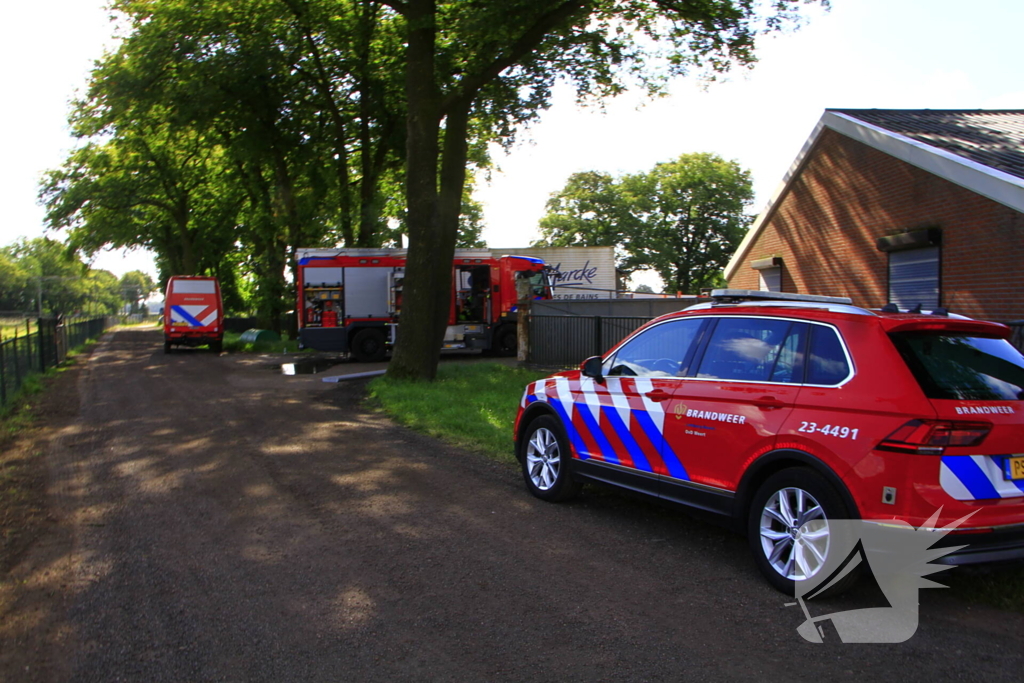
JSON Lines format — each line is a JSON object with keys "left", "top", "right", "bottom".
{"left": 344, "top": 267, "right": 391, "bottom": 318}
{"left": 303, "top": 267, "right": 341, "bottom": 287}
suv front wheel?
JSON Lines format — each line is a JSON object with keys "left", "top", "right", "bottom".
{"left": 748, "top": 468, "right": 858, "bottom": 596}
{"left": 520, "top": 416, "right": 582, "bottom": 503}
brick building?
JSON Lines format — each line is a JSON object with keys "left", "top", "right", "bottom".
{"left": 725, "top": 109, "right": 1024, "bottom": 322}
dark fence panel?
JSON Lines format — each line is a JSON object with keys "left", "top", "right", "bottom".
{"left": 529, "top": 315, "right": 652, "bottom": 368}
{"left": 1008, "top": 322, "right": 1024, "bottom": 354}
{"left": 224, "top": 314, "right": 297, "bottom": 335}
{"left": 1, "top": 316, "right": 110, "bottom": 410}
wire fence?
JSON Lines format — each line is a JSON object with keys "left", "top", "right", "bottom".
{"left": 0, "top": 316, "right": 114, "bottom": 410}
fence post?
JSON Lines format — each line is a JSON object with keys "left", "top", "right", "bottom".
{"left": 593, "top": 315, "right": 602, "bottom": 357}
{"left": 516, "top": 277, "right": 533, "bottom": 363}
{"left": 0, "top": 340, "right": 6, "bottom": 407}
{"left": 38, "top": 318, "right": 47, "bottom": 373}
{"left": 12, "top": 330, "right": 20, "bottom": 390}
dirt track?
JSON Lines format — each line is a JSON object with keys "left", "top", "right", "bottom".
{"left": 2, "top": 328, "right": 1024, "bottom": 682}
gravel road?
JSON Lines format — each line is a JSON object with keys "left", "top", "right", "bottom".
{"left": 4, "top": 328, "right": 1024, "bottom": 682}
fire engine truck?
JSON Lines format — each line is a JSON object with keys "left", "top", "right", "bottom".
{"left": 295, "top": 248, "right": 552, "bottom": 362}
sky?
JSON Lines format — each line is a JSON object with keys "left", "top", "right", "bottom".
{"left": 2, "top": 0, "right": 1023, "bottom": 289}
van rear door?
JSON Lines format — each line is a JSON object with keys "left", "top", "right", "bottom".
{"left": 167, "top": 278, "right": 221, "bottom": 329}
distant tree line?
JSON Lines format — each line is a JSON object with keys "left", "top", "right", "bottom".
{"left": 0, "top": 238, "right": 156, "bottom": 317}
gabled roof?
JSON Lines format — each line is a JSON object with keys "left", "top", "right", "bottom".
{"left": 724, "top": 109, "right": 1024, "bottom": 281}
{"left": 834, "top": 109, "right": 1024, "bottom": 180}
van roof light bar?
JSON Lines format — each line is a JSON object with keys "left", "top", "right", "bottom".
{"left": 709, "top": 289, "right": 854, "bottom": 305}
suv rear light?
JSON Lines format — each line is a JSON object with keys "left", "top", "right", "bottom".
{"left": 877, "top": 420, "right": 991, "bottom": 455}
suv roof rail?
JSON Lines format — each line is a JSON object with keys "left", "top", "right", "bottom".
{"left": 708, "top": 289, "right": 854, "bottom": 305}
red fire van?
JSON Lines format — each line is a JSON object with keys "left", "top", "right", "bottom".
{"left": 163, "top": 276, "right": 224, "bottom": 353}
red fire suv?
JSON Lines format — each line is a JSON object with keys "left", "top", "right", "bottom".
{"left": 514, "top": 290, "right": 1024, "bottom": 594}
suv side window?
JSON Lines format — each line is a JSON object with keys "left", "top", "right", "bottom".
{"left": 604, "top": 318, "right": 707, "bottom": 378}
{"left": 696, "top": 318, "right": 794, "bottom": 382}
{"left": 807, "top": 325, "right": 851, "bottom": 385}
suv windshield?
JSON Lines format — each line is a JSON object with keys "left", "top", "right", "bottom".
{"left": 890, "top": 333, "right": 1024, "bottom": 401}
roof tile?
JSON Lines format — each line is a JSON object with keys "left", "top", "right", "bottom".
{"left": 830, "top": 109, "right": 1024, "bottom": 180}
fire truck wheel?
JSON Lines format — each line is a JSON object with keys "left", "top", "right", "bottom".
{"left": 210, "top": 340, "right": 223, "bottom": 354}
{"left": 496, "top": 325, "right": 517, "bottom": 356}
{"left": 351, "top": 328, "right": 387, "bottom": 363}
{"left": 164, "top": 341, "right": 172, "bottom": 354}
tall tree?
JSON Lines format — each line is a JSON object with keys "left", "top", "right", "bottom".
{"left": 625, "top": 153, "right": 753, "bottom": 293}
{"left": 384, "top": 0, "right": 822, "bottom": 380}
{"left": 119, "top": 270, "right": 158, "bottom": 314}
{"left": 537, "top": 153, "right": 754, "bottom": 293}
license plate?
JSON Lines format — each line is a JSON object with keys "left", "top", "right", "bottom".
{"left": 1004, "top": 456, "right": 1024, "bottom": 480}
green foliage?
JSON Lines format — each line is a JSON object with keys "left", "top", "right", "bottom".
{"left": 368, "top": 362, "right": 550, "bottom": 462}
{"left": 536, "top": 153, "right": 754, "bottom": 294}
{"left": 36, "top": 0, "right": 823, "bottom": 376}
{"left": 119, "top": 270, "right": 158, "bottom": 315}
{"left": 0, "top": 238, "right": 122, "bottom": 316}
{"left": 221, "top": 331, "right": 304, "bottom": 354}
{"left": 388, "top": 0, "right": 821, "bottom": 379}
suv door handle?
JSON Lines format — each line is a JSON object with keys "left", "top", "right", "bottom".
{"left": 645, "top": 389, "right": 673, "bottom": 403}
{"left": 754, "top": 396, "right": 786, "bottom": 410}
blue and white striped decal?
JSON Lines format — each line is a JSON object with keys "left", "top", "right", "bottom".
{"left": 170, "top": 305, "right": 218, "bottom": 328}
{"left": 521, "top": 376, "right": 688, "bottom": 480}
{"left": 940, "top": 455, "right": 1024, "bottom": 500}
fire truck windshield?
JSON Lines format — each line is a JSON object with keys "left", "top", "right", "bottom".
{"left": 523, "top": 270, "right": 551, "bottom": 298}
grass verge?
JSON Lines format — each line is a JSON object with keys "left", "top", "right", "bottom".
{"left": 367, "top": 362, "right": 549, "bottom": 464}
{"left": 222, "top": 331, "right": 305, "bottom": 354}
{"left": 0, "top": 352, "right": 85, "bottom": 574}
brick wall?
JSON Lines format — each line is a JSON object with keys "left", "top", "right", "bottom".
{"left": 729, "top": 128, "right": 1024, "bottom": 322}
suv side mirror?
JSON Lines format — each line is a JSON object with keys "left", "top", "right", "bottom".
{"left": 581, "top": 356, "right": 604, "bottom": 381}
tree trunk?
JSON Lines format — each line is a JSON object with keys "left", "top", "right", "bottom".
{"left": 387, "top": 0, "right": 443, "bottom": 380}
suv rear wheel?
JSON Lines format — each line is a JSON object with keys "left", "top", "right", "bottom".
{"left": 748, "top": 468, "right": 858, "bottom": 596}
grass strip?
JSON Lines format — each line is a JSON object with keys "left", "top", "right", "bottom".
{"left": 222, "top": 331, "right": 305, "bottom": 354}
{"left": 367, "top": 362, "right": 549, "bottom": 464}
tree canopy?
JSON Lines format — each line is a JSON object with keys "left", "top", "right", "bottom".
{"left": 384, "top": 0, "right": 822, "bottom": 379}
{"left": 0, "top": 238, "right": 138, "bottom": 316}
{"left": 38, "top": 0, "right": 823, "bottom": 370}
{"left": 536, "top": 153, "right": 754, "bottom": 294}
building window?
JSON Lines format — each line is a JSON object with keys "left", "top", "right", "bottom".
{"left": 750, "top": 256, "right": 783, "bottom": 292}
{"left": 758, "top": 267, "right": 782, "bottom": 292}
{"left": 877, "top": 228, "right": 942, "bottom": 311}
{"left": 888, "top": 246, "right": 940, "bottom": 310}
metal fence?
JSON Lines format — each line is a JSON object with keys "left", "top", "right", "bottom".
{"left": 0, "top": 316, "right": 112, "bottom": 409}
{"left": 528, "top": 315, "right": 652, "bottom": 368}
{"left": 528, "top": 317, "right": 1024, "bottom": 369}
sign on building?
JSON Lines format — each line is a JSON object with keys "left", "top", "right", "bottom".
{"left": 491, "top": 246, "right": 618, "bottom": 300}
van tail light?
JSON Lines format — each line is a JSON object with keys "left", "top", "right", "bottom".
{"left": 877, "top": 420, "right": 991, "bottom": 455}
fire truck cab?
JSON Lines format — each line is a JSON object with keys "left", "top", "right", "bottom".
{"left": 296, "top": 248, "right": 550, "bottom": 362}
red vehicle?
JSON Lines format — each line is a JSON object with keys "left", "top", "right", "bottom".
{"left": 514, "top": 289, "right": 1024, "bottom": 594}
{"left": 163, "top": 276, "right": 224, "bottom": 354}
{"left": 296, "top": 248, "right": 551, "bottom": 362}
